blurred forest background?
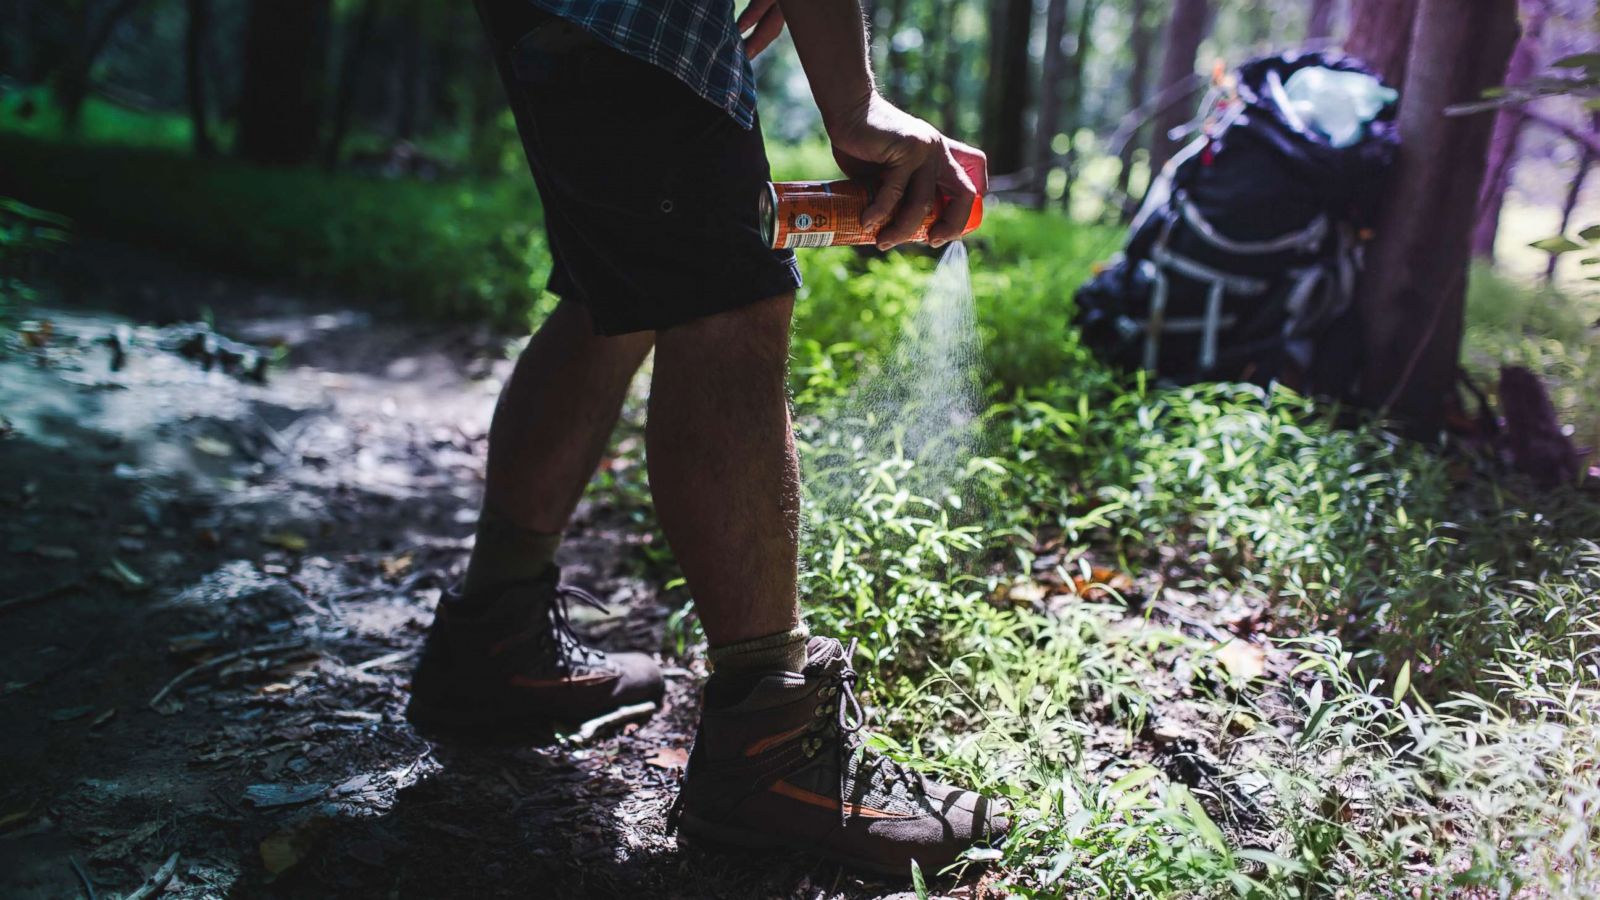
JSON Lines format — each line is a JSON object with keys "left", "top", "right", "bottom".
{"left": 3, "top": 2, "right": 1600, "bottom": 897}
{"left": 0, "top": 0, "right": 1594, "bottom": 255}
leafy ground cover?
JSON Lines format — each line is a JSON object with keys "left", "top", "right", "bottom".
{"left": 1, "top": 122, "right": 1597, "bottom": 896}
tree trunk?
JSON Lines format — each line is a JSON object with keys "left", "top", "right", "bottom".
{"left": 1471, "top": 0, "right": 1547, "bottom": 262}
{"left": 184, "top": 0, "right": 214, "bottom": 158}
{"left": 1345, "top": 0, "right": 1416, "bottom": 86}
{"left": 884, "top": 0, "right": 910, "bottom": 107}
{"left": 324, "top": 0, "right": 384, "bottom": 168}
{"left": 1146, "top": 0, "right": 1210, "bottom": 179}
{"left": 1355, "top": 0, "right": 1519, "bottom": 432}
{"left": 936, "top": 0, "right": 963, "bottom": 135}
{"left": 1032, "top": 0, "right": 1072, "bottom": 205}
{"left": 1307, "top": 0, "right": 1338, "bottom": 42}
{"left": 982, "top": 0, "right": 1034, "bottom": 176}
{"left": 1114, "top": 0, "right": 1152, "bottom": 218}
{"left": 919, "top": 0, "right": 954, "bottom": 121}
{"left": 55, "top": 0, "right": 148, "bottom": 130}
{"left": 1058, "top": 0, "right": 1099, "bottom": 212}
{"left": 393, "top": 0, "right": 424, "bottom": 140}
{"left": 1547, "top": 113, "right": 1599, "bottom": 283}
{"left": 236, "top": 0, "right": 331, "bottom": 165}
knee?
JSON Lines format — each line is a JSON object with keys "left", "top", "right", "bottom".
{"left": 657, "top": 293, "right": 794, "bottom": 367}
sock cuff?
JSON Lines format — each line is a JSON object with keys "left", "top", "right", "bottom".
{"left": 707, "top": 623, "right": 810, "bottom": 673}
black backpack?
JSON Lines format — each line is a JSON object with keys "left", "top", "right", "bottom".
{"left": 1076, "top": 52, "right": 1400, "bottom": 397}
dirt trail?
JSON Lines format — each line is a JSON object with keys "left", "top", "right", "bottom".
{"left": 0, "top": 243, "right": 951, "bottom": 899}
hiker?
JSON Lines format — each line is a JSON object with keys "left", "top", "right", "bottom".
{"left": 405, "top": 0, "right": 1006, "bottom": 878}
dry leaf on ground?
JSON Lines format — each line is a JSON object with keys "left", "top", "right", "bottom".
{"left": 644, "top": 747, "right": 688, "bottom": 770}
{"left": 1216, "top": 640, "right": 1266, "bottom": 681}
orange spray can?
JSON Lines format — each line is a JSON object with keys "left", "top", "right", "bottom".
{"left": 759, "top": 180, "right": 984, "bottom": 250}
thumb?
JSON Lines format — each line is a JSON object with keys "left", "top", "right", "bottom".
{"left": 862, "top": 161, "right": 913, "bottom": 231}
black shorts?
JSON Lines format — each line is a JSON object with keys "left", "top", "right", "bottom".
{"left": 474, "top": 0, "right": 802, "bottom": 336}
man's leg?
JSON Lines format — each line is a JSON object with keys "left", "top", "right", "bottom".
{"left": 647, "top": 294, "right": 804, "bottom": 662}
{"left": 462, "top": 298, "right": 653, "bottom": 597}
{"left": 406, "top": 298, "right": 663, "bottom": 729}
{"left": 662, "top": 293, "right": 1008, "bottom": 871}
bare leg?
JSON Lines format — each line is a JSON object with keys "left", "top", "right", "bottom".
{"left": 647, "top": 294, "right": 802, "bottom": 647}
{"left": 483, "top": 299, "right": 653, "bottom": 530}
{"left": 465, "top": 299, "right": 652, "bottom": 595}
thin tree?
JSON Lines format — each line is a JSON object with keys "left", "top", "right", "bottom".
{"left": 1345, "top": 0, "right": 1416, "bottom": 86}
{"left": 184, "top": 0, "right": 214, "bottom": 158}
{"left": 1057, "top": 0, "right": 1099, "bottom": 212}
{"left": 934, "top": 0, "right": 965, "bottom": 135}
{"left": 237, "top": 0, "right": 332, "bottom": 165}
{"left": 884, "top": 0, "right": 911, "bottom": 107}
{"left": 1349, "top": 0, "right": 1520, "bottom": 430}
{"left": 392, "top": 0, "right": 425, "bottom": 140}
{"left": 1547, "top": 113, "right": 1599, "bottom": 283}
{"left": 982, "top": 0, "right": 1034, "bottom": 176}
{"left": 1033, "top": 0, "right": 1073, "bottom": 205}
{"left": 1307, "top": 0, "right": 1338, "bottom": 43}
{"left": 55, "top": 0, "right": 149, "bottom": 130}
{"left": 1472, "top": 0, "right": 1549, "bottom": 262}
{"left": 325, "top": 0, "right": 385, "bottom": 168}
{"left": 1146, "top": 0, "right": 1211, "bottom": 179}
{"left": 1114, "top": 0, "right": 1153, "bottom": 218}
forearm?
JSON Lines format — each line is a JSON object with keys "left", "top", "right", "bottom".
{"left": 773, "top": 0, "right": 876, "bottom": 133}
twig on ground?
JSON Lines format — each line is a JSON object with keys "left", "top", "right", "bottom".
{"left": 148, "top": 640, "right": 311, "bottom": 711}
{"left": 0, "top": 580, "right": 81, "bottom": 617}
{"left": 565, "top": 701, "right": 657, "bottom": 747}
{"left": 122, "top": 851, "right": 179, "bottom": 900}
{"left": 351, "top": 648, "right": 415, "bottom": 673}
{"left": 1151, "top": 601, "right": 1230, "bottom": 643}
{"left": 69, "top": 856, "right": 95, "bottom": 900}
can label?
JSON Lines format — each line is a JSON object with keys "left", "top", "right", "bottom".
{"left": 759, "top": 179, "right": 983, "bottom": 250}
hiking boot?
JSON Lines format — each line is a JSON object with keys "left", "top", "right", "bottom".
{"left": 405, "top": 570, "right": 663, "bottom": 732}
{"left": 669, "top": 637, "right": 1008, "bottom": 877}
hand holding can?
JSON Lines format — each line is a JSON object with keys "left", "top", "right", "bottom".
{"left": 760, "top": 179, "right": 984, "bottom": 250}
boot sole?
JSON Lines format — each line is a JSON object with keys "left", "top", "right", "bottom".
{"left": 675, "top": 811, "right": 937, "bottom": 880}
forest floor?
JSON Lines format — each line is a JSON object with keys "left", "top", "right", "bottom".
{"left": 0, "top": 240, "right": 1017, "bottom": 900}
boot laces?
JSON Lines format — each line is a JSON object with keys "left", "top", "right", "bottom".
{"left": 549, "top": 583, "right": 610, "bottom": 671}
{"left": 816, "top": 639, "right": 926, "bottom": 825}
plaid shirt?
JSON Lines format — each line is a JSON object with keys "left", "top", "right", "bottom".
{"left": 527, "top": 0, "right": 757, "bottom": 129}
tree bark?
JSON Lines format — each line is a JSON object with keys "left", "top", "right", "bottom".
{"left": 982, "top": 0, "right": 1034, "bottom": 176}
{"left": 1345, "top": 0, "right": 1416, "bottom": 86}
{"left": 55, "top": 0, "right": 149, "bottom": 130}
{"left": 1471, "top": 0, "right": 1548, "bottom": 262}
{"left": 920, "top": 0, "right": 954, "bottom": 123}
{"left": 184, "top": 0, "right": 214, "bottom": 158}
{"left": 236, "top": 0, "right": 331, "bottom": 165}
{"left": 1147, "top": 0, "right": 1211, "bottom": 179}
{"left": 1032, "top": 0, "right": 1072, "bottom": 204}
{"left": 1058, "top": 0, "right": 1099, "bottom": 212}
{"left": 393, "top": 0, "right": 424, "bottom": 140}
{"left": 1114, "top": 0, "right": 1152, "bottom": 218}
{"left": 884, "top": 0, "right": 911, "bottom": 107}
{"left": 324, "top": 0, "right": 384, "bottom": 168}
{"left": 936, "top": 0, "right": 964, "bottom": 135}
{"left": 928, "top": 0, "right": 960, "bottom": 134}
{"left": 1547, "top": 113, "right": 1599, "bottom": 283}
{"left": 1307, "top": 0, "right": 1338, "bottom": 42}
{"left": 1355, "top": 0, "right": 1520, "bottom": 432}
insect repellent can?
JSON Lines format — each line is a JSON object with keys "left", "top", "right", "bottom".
{"left": 759, "top": 180, "right": 984, "bottom": 250}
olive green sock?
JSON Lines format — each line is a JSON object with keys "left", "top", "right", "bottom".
{"left": 460, "top": 506, "right": 561, "bottom": 600}
{"left": 707, "top": 623, "right": 810, "bottom": 674}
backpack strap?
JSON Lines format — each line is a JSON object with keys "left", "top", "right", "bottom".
{"left": 1175, "top": 191, "right": 1329, "bottom": 256}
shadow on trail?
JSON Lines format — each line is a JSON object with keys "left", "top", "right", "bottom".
{"left": 2, "top": 243, "right": 916, "bottom": 899}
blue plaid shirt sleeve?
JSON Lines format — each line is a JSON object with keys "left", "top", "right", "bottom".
{"left": 525, "top": 0, "right": 758, "bottom": 129}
